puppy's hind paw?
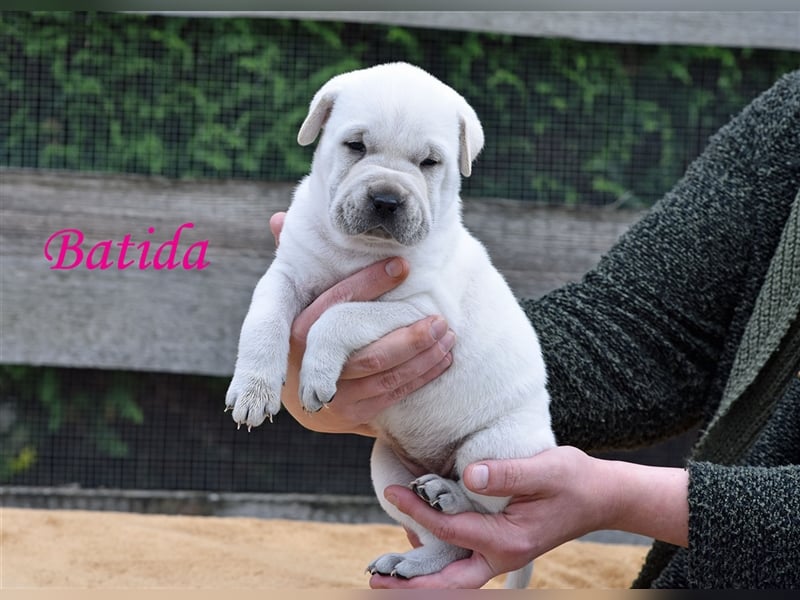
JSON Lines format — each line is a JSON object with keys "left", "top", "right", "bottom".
{"left": 366, "top": 553, "right": 407, "bottom": 578}
{"left": 367, "top": 546, "right": 470, "bottom": 579}
{"left": 411, "top": 474, "right": 474, "bottom": 514}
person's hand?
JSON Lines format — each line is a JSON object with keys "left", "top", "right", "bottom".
{"left": 370, "top": 445, "right": 689, "bottom": 589}
{"left": 269, "top": 213, "right": 456, "bottom": 436}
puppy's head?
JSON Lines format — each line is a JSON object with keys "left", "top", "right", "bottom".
{"left": 297, "top": 62, "right": 484, "bottom": 247}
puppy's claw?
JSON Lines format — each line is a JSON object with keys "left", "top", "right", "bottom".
{"left": 302, "top": 403, "right": 323, "bottom": 415}
{"left": 411, "top": 481, "right": 429, "bottom": 502}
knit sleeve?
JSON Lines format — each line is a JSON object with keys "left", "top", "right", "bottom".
{"left": 685, "top": 461, "right": 800, "bottom": 587}
{"left": 520, "top": 70, "right": 800, "bottom": 451}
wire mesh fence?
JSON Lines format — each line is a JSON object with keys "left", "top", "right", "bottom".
{"left": 3, "top": 12, "right": 797, "bottom": 205}
{"left": 1, "top": 368, "right": 374, "bottom": 495}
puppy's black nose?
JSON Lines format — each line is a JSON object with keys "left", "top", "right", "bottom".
{"left": 371, "top": 192, "right": 401, "bottom": 217}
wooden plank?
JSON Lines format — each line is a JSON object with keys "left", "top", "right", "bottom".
{"left": 0, "top": 168, "right": 642, "bottom": 376}
{"left": 162, "top": 11, "right": 800, "bottom": 51}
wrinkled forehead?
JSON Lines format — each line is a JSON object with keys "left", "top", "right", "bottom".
{"left": 327, "top": 87, "right": 461, "bottom": 151}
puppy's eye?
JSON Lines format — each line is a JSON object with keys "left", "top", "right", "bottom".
{"left": 345, "top": 141, "right": 366, "bottom": 154}
{"left": 421, "top": 157, "right": 439, "bottom": 167}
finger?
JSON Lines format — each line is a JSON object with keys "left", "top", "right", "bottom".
{"left": 341, "top": 316, "right": 451, "bottom": 379}
{"left": 291, "top": 257, "right": 409, "bottom": 347}
{"left": 332, "top": 349, "right": 453, "bottom": 424}
{"left": 360, "top": 345, "right": 454, "bottom": 406}
{"left": 269, "top": 212, "right": 286, "bottom": 246}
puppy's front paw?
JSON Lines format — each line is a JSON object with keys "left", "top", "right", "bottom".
{"left": 411, "top": 474, "right": 474, "bottom": 514}
{"left": 225, "top": 369, "right": 283, "bottom": 430}
{"left": 298, "top": 355, "right": 340, "bottom": 413}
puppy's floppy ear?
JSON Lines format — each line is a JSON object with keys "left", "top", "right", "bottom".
{"left": 458, "top": 108, "right": 484, "bottom": 177}
{"left": 297, "top": 91, "right": 337, "bottom": 146}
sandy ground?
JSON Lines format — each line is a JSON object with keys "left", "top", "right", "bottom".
{"left": 1, "top": 507, "right": 649, "bottom": 589}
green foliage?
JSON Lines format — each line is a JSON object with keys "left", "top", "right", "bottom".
{"left": 0, "top": 366, "right": 144, "bottom": 481}
{"left": 1, "top": 12, "right": 798, "bottom": 205}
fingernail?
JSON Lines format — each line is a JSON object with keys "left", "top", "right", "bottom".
{"left": 469, "top": 464, "right": 489, "bottom": 490}
{"left": 438, "top": 331, "right": 455, "bottom": 353}
{"left": 385, "top": 491, "right": 398, "bottom": 506}
{"left": 385, "top": 258, "right": 403, "bottom": 278}
{"left": 430, "top": 317, "right": 448, "bottom": 340}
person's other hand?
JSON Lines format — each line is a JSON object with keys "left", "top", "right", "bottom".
{"left": 370, "top": 445, "right": 688, "bottom": 588}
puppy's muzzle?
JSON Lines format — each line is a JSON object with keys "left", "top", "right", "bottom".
{"left": 371, "top": 191, "right": 402, "bottom": 218}
{"left": 333, "top": 177, "right": 428, "bottom": 246}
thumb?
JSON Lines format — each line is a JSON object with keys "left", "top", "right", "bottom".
{"left": 269, "top": 212, "right": 286, "bottom": 247}
{"left": 463, "top": 452, "right": 560, "bottom": 497}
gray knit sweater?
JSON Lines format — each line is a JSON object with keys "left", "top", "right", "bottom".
{"left": 521, "top": 70, "right": 800, "bottom": 588}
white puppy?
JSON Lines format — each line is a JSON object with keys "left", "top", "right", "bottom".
{"left": 226, "top": 62, "right": 556, "bottom": 588}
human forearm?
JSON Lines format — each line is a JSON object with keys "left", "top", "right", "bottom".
{"left": 527, "top": 284, "right": 714, "bottom": 451}
{"left": 524, "top": 72, "right": 800, "bottom": 453}
{"left": 602, "top": 459, "right": 688, "bottom": 548}
{"left": 684, "top": 462, "right": 800, "bottom": 587}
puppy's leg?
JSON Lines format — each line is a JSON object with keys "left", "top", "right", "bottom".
{"left": 226, "top": 266, "right": 303, "bottom": 429}
{"left": 402, "top": 405, "right": 556, "bottom": 520}
{"left": 368, "top": 439, "right": 470, "bottom": 579}
{"left": 299, "top": 301, "right": 424, "bottom": 412}
{"left": 451, "top": 404, "right": 557, "bottom": 589}
{"left": 454, "top": 405, "right": 556, "bottom": 513}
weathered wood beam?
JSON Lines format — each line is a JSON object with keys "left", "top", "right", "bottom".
{"left": 0, "top": 169, "right": 642, "bottom": 376}
{"left": 151, "top": 11, "right": 800, "bottom": 51}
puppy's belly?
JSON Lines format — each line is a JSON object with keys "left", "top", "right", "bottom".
{"left": 380, "top": 428, "right": 469, "bottom": 479}
{"left": 374, "top": 389, "right": 538, "bottom": 481}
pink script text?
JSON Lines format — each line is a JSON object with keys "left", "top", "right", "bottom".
{"left": 44, "top": 223, "right": 210, "bottom": 270}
